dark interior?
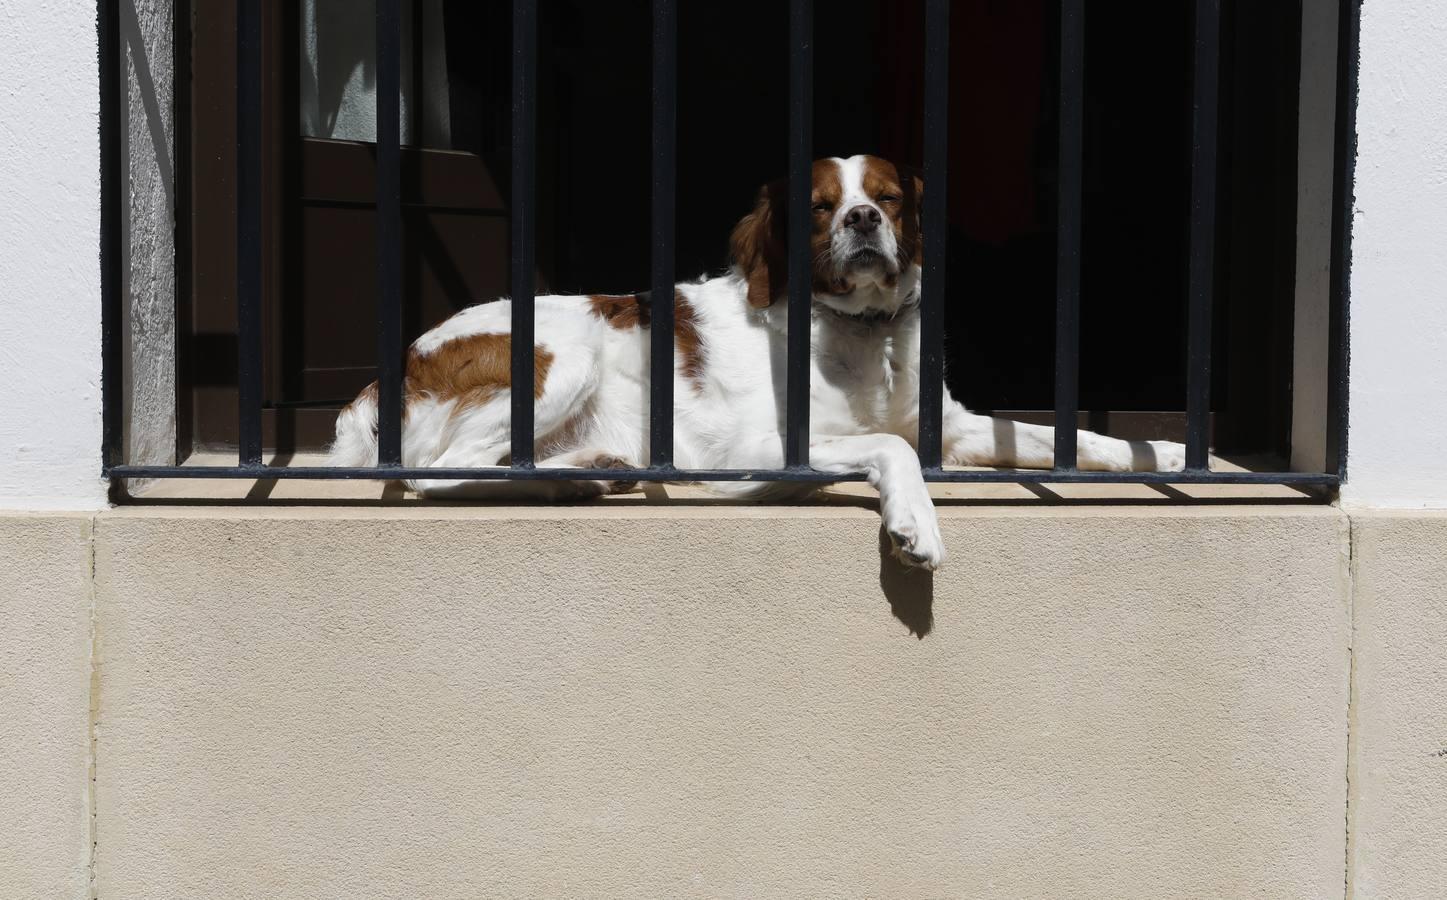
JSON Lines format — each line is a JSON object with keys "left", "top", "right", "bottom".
{"left": 183, "top": 0, "right": 1302, "bottom": 457}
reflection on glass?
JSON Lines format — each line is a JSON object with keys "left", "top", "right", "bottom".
{"left": 299, "top": 0, "right": 453, "bottom": 147}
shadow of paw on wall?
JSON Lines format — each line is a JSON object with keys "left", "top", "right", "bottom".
{"left": 878, "top": 527, "right": 934, "bottom": 639}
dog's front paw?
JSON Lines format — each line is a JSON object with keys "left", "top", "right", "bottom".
{"left": 884, "top": 496, "right": 946, "bottom": 571}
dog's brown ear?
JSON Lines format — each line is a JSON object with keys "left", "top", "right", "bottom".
{"left": 901, "top": 171, "right": 925, "bottom": 267}
{"left": 729, "top": 180, "right": 788, "bottom": 309}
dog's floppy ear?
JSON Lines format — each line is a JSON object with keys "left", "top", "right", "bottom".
{"left": 899, "top": 168, "right": 925, "bottom": 267}
{"left": 729, "top": 179, "right": 789, "bottom": 309}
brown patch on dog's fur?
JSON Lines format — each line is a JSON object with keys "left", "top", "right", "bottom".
{"left": 673, "top": 292, "right": 704, "bottom": 384}
{"left": 587, "top": 291, "right": 705, "bottom": 386}
{"left": 860, "top": 155, "right": 924, "bottom": 270}
{"left": 587, "top": 294, "right": 648, "bottom": 330}
{"left": 388, "top": 333, "right": 554, "bottom": 419}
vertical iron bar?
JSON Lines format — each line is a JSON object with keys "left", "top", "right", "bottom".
{"left": 1053, "top": 0, "right": 1084, "bottom": 471}
{"left": 649, "top": 0, "right": 677, "bottom": 469}
{"left": 1326, "top": 0, "right": 1361, "bottom": 481}
{"left": 411, "top": 0, "right": 425, "bottom": 141}
{"left": 510, "top": 0, "right": 538, "bottom": 467}
{"left": 917, "top": 0, "right": 950, "bottom": 469}
{"left": 376, "top": 0, "right": 404, "bottom": 466}
{"left": 100, "top": 0, "right": 123, "bottom": 472}
{"left": 1185, "top": 0, "right": 1222, "bottom": 471}
{"left": 785, "top": 0, "right": 814, "bottom": 469}
{"left": 236, "top": 0, "right": 264, "bottom": 467}
{"left": 173, "top": 0, "right": 195, "bottom": 464}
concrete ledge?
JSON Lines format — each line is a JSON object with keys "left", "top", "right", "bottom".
{"left": 1348, "top": 512, "right": 1447, "bottom": 898}
{"left": 0, "top": 515, "right": 95, "bottom": 900}
{"left": 90, "top": 506, "right": 1350, "bottom": 898}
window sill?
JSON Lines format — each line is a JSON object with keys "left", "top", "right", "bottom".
{"left": 119, "top": 451, "right": 1325, "bottom": 507}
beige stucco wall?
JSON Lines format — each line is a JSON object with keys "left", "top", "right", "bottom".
{"left": 0, "top": 516, "right": 95, "bottom": 900}
{"left": 85, "top": 506, "right": 1353, "bottom": 899}
{"left": 7, "top": 505, "right": 1445, "bottom": 897}
{"left": 1348, "top": 511, "right": 1447, "bottom": 899}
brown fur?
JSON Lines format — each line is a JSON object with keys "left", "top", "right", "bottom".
{"left": 369, "top": 333, "right": 555, "bottom": 420}
{"left": 728, "top": 179, "right": 791, "bottom": 309}
{"left": 860, "top": 156, "right": 924, "bottom": 272}
{"left": 587, "top": 293, "right": 648, "bottom": 330}
{"left": 587, "top": 291, "right": 705, "bottom": 385}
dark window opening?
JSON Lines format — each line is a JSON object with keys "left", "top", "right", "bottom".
{"left": 180, "top": 0, "right": 1303, "bottom": 461}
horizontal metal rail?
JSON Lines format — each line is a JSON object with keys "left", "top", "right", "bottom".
{"left": 106, "top": 465, "right": 1337, "bottom": 486}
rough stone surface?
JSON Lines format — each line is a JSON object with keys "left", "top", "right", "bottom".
{"left": 0, "top": 515, "right": 95, "bottom": 900}
{"left": 92, "top": 507, "right": 1351, "bottom": 899}
{"left": 1349, "top": 512, "right": 1447, "bottom": 898}
{"left": 122, "top": 0, "right": 176, "bottom": 470}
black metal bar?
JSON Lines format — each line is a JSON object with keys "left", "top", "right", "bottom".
{"left": 376, "top": 0, "right": 404, "bottom": 466}
{"left": 785, "top": 0, "right": 813, "bottom": 468}
{"left": 411, "top": 0, "right": 425, "bottom": 141}
{"left": 649, "top": 0, "right": 677, "bottom": 469}
{"left": 1327, "top": 0, "right": 1361, "bottom": 482}
{"left": 236, "top": 0, "right": 264, "bottom": 467}
{"left": 917, "top": 0, "right": 950, "bottom": 470}
{"left": 172, "top": 0, "right": 195, "bottom": 465}
{"left": 510, "top": 0, "right": 538, "bottom": 467}
{"left": 1184, "top": 0, "right": 1221, "bottom": 472}
{"left": 107, "top": 464, "right": 1340, "bottom": 487}
{"left": 1053, "top": 0, "right": 1084, "bottom": 471}
{"left": 100, "top": 0, "right": 123, "bottom": 472}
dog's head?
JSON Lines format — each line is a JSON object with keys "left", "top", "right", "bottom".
{"left": 729, "top": 155, "right": 923, "bottom": 316}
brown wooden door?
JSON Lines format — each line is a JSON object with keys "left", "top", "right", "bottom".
{"left": 288, "top": 139, "right": 510, "bottom": 404}
{"left": 186, "top": 0, "right": 520, "bottom": 451}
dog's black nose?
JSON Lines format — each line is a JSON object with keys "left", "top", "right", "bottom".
{"left": 843, "top": 205, "right": 882, "bottom": 234}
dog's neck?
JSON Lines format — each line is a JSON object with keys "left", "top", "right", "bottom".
{"left": 752, "top": 287, "right": 920, "bottom": 335}
{"left": 823, "top": 288, "right": 920, "bottom": 325}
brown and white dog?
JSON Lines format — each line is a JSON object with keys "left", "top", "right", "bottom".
{"left": 330, "top": 155, "right": 1184, "bottom": 569}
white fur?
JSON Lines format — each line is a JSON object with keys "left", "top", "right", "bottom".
{"left": 330, "top": 155, "right": 1185, "bottom": 569}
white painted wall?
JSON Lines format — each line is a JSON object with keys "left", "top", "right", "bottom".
{"left": 0, "top": 2, "right": 107, "bottom": 509}
{"left": 1342, "top": 0, "right": 1447, "bottom": 508}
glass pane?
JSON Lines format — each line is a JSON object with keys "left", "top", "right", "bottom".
{"left": 299, "top": 0, "right": 453, "bottom": 147}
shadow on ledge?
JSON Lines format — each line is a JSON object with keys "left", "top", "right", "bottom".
{"left": 878, "top": 528, "right": 934, "bottom": 639}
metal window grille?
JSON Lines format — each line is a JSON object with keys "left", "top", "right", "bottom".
{"left": 100, "top": 0, "right": 1358, "bottom": 490}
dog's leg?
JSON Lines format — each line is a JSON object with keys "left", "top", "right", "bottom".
{"left": 941, "top": 402, "right": 1186, "bottom": 472}
{"left": 539, "top": 448, "right": 641, "bottom": 495}
{"left": 407, "top": 441, "right": 567, "bottom": 500}
{"left": 812, "top": 434, "right": 945, "bottom": 569}
{"left": 719, "top": 432, "right": 944, "bottom": 570}
{"left": 411, "top": 445, "right": 641, "bottom": 501}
